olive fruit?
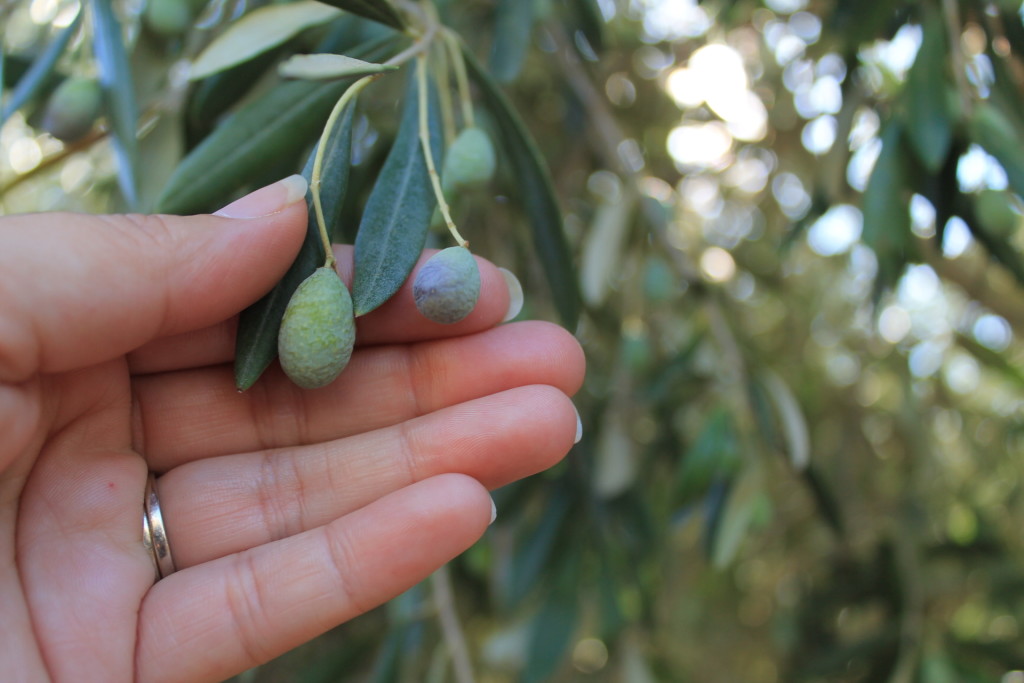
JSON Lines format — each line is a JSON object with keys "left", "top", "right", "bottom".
{"left": 413, "top": 247, "right": 481, "bottom": 324}
{"left": 145, "top": 0, "right": 192, "bottom": 37}
{"left": 41, "top": 78, "right": 102, "bottom": 143}
{"left": 441, "top": 127, "right": 496, "bottom": 190}
{"left": 278, "top": 267, "right": 356, "bottom": 389}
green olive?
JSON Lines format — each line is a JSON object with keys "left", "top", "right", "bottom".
{"left": 145, "top": 0, "right": 192, "bottom": 38}
{"left": 41, "top": 78, "right": 102, "bottom": 143}
{"left": 413, "top": 247, "right": 481, "bottom": 324}
{"left": 278, "top": 267, "right": 356, "bottom": 389}
{"left": 441, "top": 127, "right": 496, "bottom": 190}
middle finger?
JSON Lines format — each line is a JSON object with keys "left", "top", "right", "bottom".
{"left": 134, "top": 321, "right": 583, "bottom": 471}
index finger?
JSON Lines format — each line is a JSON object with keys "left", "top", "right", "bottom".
{"left": 128, "top": 246, "right": 519, "bottom": 375}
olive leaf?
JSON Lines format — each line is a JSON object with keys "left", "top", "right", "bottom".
{"left": 234, "top": 101, "right": 358, "bottom": 391}
{"left": 351, "top": 69, "right": 442, "bottom": 317}
{"left": 710, "top": 463, "right": 764, "bottom": 568}
{"left": 461, "top": 42, "right": 582, "bottom": 329}
{"left": 861, "top": 118, "right": 912, "bottom": 294}
{"left": 904, "top": 7, "right": 952, "bottom": 173}
{"left": 314, "top": 0, "right": 405, "bottom": 31}
{"left": 278, "top": 53, "right": 397, "bottom": 80}
{"left": 969, "top": 101, "right": 1024, "bottom": 201}
{"left": 1, "top": 11, "right": 81, "bottom": 125}
{"left": 188, "top": 1, "right": 342, "bottom": 81}
{"left": 157, "top": 79, "right": 351, "bottom": 215}
{"left": 489, "top": 0, "right": 535, "bottom": 83}
{"left": 91, "top": 0, "right": 139, "bottom": 209}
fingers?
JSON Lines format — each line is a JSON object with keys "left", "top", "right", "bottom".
{"left": 0, "top": 177, "right": 307, "bottom": 382}
{"left": 127, "top": 245, "right": 515, "bottom": 375}
{"left": 136, "top": 474, "right": 492, "bottom": 683}
{"left": 158, "top": 384, "right": 578, "bottom": 567}
{"left": 134, "top": 321, "right": 584, "bottom": 469}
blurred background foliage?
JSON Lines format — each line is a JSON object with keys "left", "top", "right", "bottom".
{"left": 5, "top": 0, "right": 1024, "bottom": 680}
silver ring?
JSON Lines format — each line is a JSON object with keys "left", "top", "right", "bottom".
{"left": 144, "top": 473, "right": 176, "bottom": 579}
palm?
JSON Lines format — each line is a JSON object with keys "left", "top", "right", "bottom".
{"left": 1, "top": 210, "right": 583, "bottom": 683}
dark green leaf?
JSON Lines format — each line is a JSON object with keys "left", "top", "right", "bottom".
{"left": 461, "top": 42, "right": 582, "bottom": 329}
{"left": 1, "top": 12, "right": 81, "bottom": 125}
{"left": 506, "top": 487, "right": 571, "bottom": 606}
{"left": 676, "top": 407, "right": 738, "bottom": 500}
{"left": 490, "top": 0, "right": 534, "bottom": 83}
{"left": 521, "top": 554, "right": 580, "bottom": 683}
{"left": 91, "top": 0, "right": 140, "bottom": 209}
{"left": 861, "top": 118, "right": 912, "bottom": 293}
{"left": 234, "top": 100, "right": 357, "bottom": 391}
{"left": 904, "top": 7, "right": 951, "bottom": 172}
{"left": 969, "top": 101, "right": 1024, "bottom": 201}
{"left": 186, "top": 45, "right": 286, "bottom": 146}
{"left": 563, "top": 0, "right": 605, "bottom": 56}
{"left": 315, "top": 0, "right": 406, "bottom": 31}
{"left": 351, "top": 69, "right": 441, "bottom": 316}
{"left": 802, "top": 465, "right": 844, "bottom": 537}
{"left": 157, "top": 78, "right": 351, "bottom": 215}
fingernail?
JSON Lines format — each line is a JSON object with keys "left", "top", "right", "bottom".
{"left": 489, "top": 497, "right": 497, "bottom": 525}
{"left": 573, "top": 404, "right": 583, "bottom": 444}
{"left": 215, "top": 174, "right": 308, "bottom": 219}
{"left": 499, "top": 267, "right": 524, "bottom": 322}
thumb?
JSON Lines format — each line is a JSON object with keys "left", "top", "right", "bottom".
{"left": 0, "top": 175, "right": 309, "bottom": 382}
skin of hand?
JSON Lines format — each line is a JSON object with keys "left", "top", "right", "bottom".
{"left": 0, "top": 177, "right": 585, "bottom": 683}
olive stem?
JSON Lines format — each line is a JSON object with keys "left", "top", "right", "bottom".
{"left": 432, "top": 42, "right": 458, "bottom": 145}
{"left": 443, "top": 28, "right": 475, "bottom": 128}
{"left": 310, "top": 75, "right": 375, "bottom": 269}
{"left": 417, "top": 55, "right": 468, "bottom": 248}
{"left": 310, "top": 8, "right": 442, "bottom": 269}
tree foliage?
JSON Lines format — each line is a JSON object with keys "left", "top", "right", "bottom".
{"left": 4, "top": 0, "right": 1024, "bottom": 680}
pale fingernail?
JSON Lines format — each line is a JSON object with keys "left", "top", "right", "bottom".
{"left": 573, "top": 404, "right": 583, "bottom": 444}
{"left": 499, "top": 267, "right": 524, "bottom": 322}
{"left": 215, "top": 174, "right": 308, "bottom": 219}
{"left": 489, "top": 497, "right": 497, "bottom": 525}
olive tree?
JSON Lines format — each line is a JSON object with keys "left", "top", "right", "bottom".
{"left": 4, "top": 0, "right": 1024, "bottom": 680}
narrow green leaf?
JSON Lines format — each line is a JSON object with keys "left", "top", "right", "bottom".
{"left": 1, "top": 12, "right": 81, "bottom": 125}
{"left": 278, "top": 53, "right": 397, "bottom": 80}
{"left": 565, "top": 0, "right": 606, "bottom": 55}
{"left": 490, "top": 0, "right": 535, "bottom": 82}
{"left": 461, "top": 43, "right": 581, "bottom": 329}
{"left": 969, "top": 101, "right": 1024, "bottom": 201}
{"left": 861, "top": 118, "right": 911, "bottom": 292}
{"left": 234, "top": 100, "right": 357, "bottom": 391}
{"left": 711, "top": 463, "right": 763, "bottom": 568}
{"left": 904, "top": 8, "right": 952, "bottom": 172}
{"left": 352, "top": 69, "right": 441, "bottom": 316}
{"left": 522, "top": 601, "right": 576, "bottom": 683}
{"left": 157, "top": 78, "right": 351, "bottom": 215}
{"left": 186, "top": 45, "right": 286, "bottom": 145}
{"left": 91, "top": 0, "right": 139, "bottom": 208}
{"left": 315, "top": 0, "right": 406, "bottom": 31}
{"left": 188, "top": 1, "right": 342, "bottom": 81}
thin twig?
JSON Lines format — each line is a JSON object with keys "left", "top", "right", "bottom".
{"left": 431, "top": 564, "right": 475, "bottom": 683}
{"left": 417, "top": 55, "right": 466, "bottom": 246}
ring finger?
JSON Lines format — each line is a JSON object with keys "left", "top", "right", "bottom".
{"left": 156, "top": 384, "right": 580, "bottom": 568}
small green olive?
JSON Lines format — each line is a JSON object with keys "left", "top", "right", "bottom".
{"left": 441, "top": 127, "right": 496, "bottom": 190}
{"left": 41, "top": 78, "right": 102, "bottom": 143}
{"left": 278, "top": 267, "right": 356, "bottom": 389}
{"left": 145, "top": 0, "right": 192, "bottom": 37}
{"left": 413, "top": 247, "right": 481, "bottom": 324}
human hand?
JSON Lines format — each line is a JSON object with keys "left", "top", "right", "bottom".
{"left": 0, "top": 177, "right": 585, "bottom": 683}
